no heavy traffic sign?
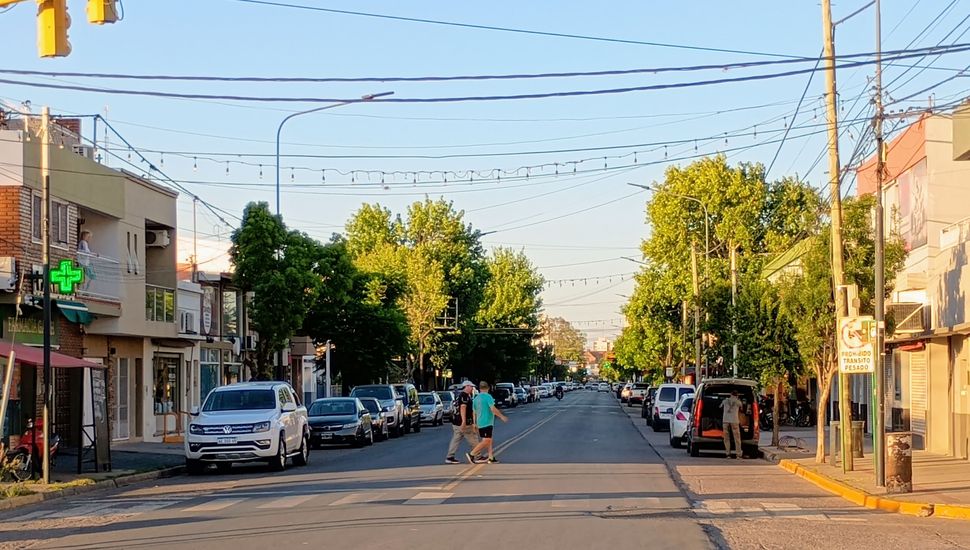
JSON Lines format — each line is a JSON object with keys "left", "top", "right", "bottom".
{"left": 838, "top": 315, "right": 876, "bottom": 374}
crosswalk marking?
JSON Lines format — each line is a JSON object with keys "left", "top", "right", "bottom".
{"left": 182, "top": 498, "right": 246, "bottom": 512}
{"left": 694, "top": 500, "right": 860, "bottom": 522}
{"left": 330, "top": 492, "right": 386, "bottom": 506}
{"left": 257, "top": 494, "right": 317, "bottom": 509}
{"left": 7, "top": 496, "right": 194, "bottom": 522}
{"left": 404, "top": 492, "right": 453, "bottom": 505}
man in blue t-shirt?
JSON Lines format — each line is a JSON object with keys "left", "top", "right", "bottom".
{"left": 468, "top": 381, "right": 508, "bottom": 464}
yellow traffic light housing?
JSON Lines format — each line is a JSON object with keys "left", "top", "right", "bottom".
{"left": 37, "top": 0, "right": 71, "bottom": 58}
{"left": 86, "top": 0, "right": 118, "bottom": 24}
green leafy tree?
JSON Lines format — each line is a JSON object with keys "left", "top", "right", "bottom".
{"left": 779, "top": 194, "right": 906, "bottom": 462}
{"left": 230, "top": 202, "right": 322, "bottom": 379}
{"left": 537, "top": 316, "right": 585, "bottom": 377}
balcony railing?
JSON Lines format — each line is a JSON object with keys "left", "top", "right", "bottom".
{"left": 146, "top": 284, "right": 176, "bottom": 323}
{"left": 76, "top": 252, "right": 121, "bottom": 303}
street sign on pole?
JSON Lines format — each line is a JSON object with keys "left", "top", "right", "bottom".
{"left": 838, "top": 315, "right": 877, "bottom": 374}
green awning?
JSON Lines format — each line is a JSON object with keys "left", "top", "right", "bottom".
{"left": 55, "top": 300, "right": 94, "bottom": 325}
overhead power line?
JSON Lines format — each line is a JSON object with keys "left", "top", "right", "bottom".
{"left": 1, "top": 44, "right": 967, "bottom": 104}
{"left": 0, "top": 45, "right": 946, "bottom": 83}
{"left": 232, "top": 0, "right": 809, "bottom": 59}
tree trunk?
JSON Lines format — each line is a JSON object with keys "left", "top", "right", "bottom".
{"left": 816, "top": 368, "right": 834, "bottom": 463}
{"left": 772, "top": 379, "right": 782, "bottom": 447}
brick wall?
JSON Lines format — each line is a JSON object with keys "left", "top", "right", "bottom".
{"left": 0, "top": 187, "right": 22, "bottom": 258}
{"left": 0, "top": 186, "right": 80, "bottom": 293}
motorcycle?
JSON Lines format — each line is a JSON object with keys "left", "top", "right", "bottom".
{"left": 555, "top": 388, "right": 563, "bottom": 401}
{"left": 758, "top": 396, "right": 774, "bottom": 431}
{"left": 2, "top": 418, "right": 60, "bottom": 482}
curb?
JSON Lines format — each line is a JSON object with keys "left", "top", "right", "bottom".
{"left": 0, "top": 465, "right": 184, "bottom": 513}
{"left": 773, "top": 458, "right": 967, "bottom": 519}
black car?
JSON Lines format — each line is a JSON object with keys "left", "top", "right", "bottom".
{"left": 308, "top": 397, "right": 373, "bottom": 448}
{"left": 358, "top": 397, "right": 388, "bottom": 441}
{"left": 393, "top": 383, "right": 422, "bottom": 434}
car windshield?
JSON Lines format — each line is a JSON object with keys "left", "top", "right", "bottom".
{"left": 418, "top": 394, "right": 435, "bottom": 405}
{"left": 351, "top": 387, "right": 392, "bottom": 400}
{"left": 437, "top": 392, "right": 454, "bottom": 402}
{"left": 203, "top": 389, "right": 276, "bottom": 412}
{"left": 361, "top": 400, "right": 381, "bottom": 414}
{"left": 658, "top": 387, "right": 676, "bottom": 402}
{"left": 681, "top": 398, "right": 694, "bottom": 411}
{"left": 309, "top": 400, "right": 356, "bottom": 416}
{"left": 679, "top": 388, "right": 694, "bottom": 400}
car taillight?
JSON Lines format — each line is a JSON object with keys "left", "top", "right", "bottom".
{"left": 694, "top": 399, "right": 703, "bottom": 429}
{"left": 675, "top": 412, "right": 687, "bottom": 421}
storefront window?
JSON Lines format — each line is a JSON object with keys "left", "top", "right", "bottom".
{"left": 153, "top": 355, "right": 180, "bottom": 414}
{"left": 222, "top": 350, "right": 241, "bottom": 385}
{"left": 200, "top": 348, "right": 220, "bottom": 403}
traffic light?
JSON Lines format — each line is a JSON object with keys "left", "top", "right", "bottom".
{"left": 37, "top": 0, "right": 71, "bottom": 58}
{"left": 87, "top": 0, "right": 118, "bottom": 25}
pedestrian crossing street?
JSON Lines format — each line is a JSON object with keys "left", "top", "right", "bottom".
{"left": 5, "top": 488, "right": 632, "bottom": 523}
{"left": 693, "top": 500, "right": 866, "bottom": 522}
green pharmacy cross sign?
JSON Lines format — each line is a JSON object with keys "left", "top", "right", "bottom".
{"left": 51, "top": 259, "right": 84, "bottom": 294}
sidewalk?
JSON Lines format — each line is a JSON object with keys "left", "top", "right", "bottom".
{"left": 1, "top": 440, "right": 185, "bottom": 511}
{"left": 760, "top": 426, "right": 970, "bottom": 519}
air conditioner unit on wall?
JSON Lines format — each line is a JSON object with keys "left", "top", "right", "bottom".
{"left": 71, "top": 144, "right": 94, "bottom": 160}
{"left": 0, "top": 257, "right": 15, "bottom": 291}
{"left": 244, "top": 335, "right": 258, "bottom": 351}
{"left": 145, "top": 230, "right": 171, "bottom": 248}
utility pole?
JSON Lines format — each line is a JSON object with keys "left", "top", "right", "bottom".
{"left": 730, "top": 244, "right": 738, "bottom": 377}
{"left": 691, "top": 242, "right": 701, "bottom": 379}
{"left": 872, "top": 0, "right": 886, "bottom": 488}
{"left": 324, "top": 340, "right": 332, "bottom": 398}
{"left": 192, "top": 197, "right": 199, "bottom": 283}
{"left": 40, "top": 106, "right": 52, "bottom": 484}
{"left": 822, "top": 0, "right": 853, "bottom": 473}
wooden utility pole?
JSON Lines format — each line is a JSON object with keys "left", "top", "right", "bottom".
{"left": 691, "top": 242, "right": 701, "bottom": 379}
{"left": 873, "top": 0, "right": 886, "bottom": 487}
{"left": 821, "top": 0, "right": 853, "bottom": 472}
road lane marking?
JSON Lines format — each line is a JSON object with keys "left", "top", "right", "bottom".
{"left": 404, "top": 492, "right": 453, "bottom": 505}
{"left": 256, "top": 494, "right": 317, "bottom": 509}
{"left": 181, "top": 498, "right": 246, "bottom": 512}
{"left": 329, "top": 492, "right": 386, "bottom": 506}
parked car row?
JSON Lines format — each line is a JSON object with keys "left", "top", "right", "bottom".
{"left": 615, "top": 377, "right": 762, "bottom": 459}
{"left": 184, "top": 381, "right": 461, "bottom": 475}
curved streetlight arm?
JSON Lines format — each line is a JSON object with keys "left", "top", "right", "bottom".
{"left": 275, "top": 91, "right": 394, "bottom": 216}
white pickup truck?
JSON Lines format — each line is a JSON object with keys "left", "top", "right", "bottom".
{"left": 185, "top": 381, "right": 310, "bottom": 474}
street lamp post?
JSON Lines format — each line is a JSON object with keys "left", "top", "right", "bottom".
{"left": 275, "top": 91, "right": 394, "bottom": 217}
{"left": 629, "top": 183, "right": 711, "bottom": 382}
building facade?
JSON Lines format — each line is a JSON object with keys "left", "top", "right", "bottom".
{"left": 0, "top": 115, "right": 182, "bottom": 443}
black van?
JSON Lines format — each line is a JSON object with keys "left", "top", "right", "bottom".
{"left": 685, "top": 378, "right": 759, "bottom": 458}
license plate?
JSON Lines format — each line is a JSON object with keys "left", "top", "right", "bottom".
{"left": 217, "top": 436, "right": 237, "bottom": 445}
{"left": 321, "top": 433, "right": 332, "bottom": 439}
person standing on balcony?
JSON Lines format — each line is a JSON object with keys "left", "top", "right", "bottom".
{"left": 77, "top": 230, "right": 96, "bottom": 290}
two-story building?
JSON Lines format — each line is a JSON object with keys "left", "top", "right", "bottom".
{"left": 857, "top": 111, "right": 970, "bottom": 458}
{"left": 0, "top": 114, "right": 181, "bottom": 443}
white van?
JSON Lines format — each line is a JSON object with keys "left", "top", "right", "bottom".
{"left": 650, "top": 383, "right": 696, "bottom": 432}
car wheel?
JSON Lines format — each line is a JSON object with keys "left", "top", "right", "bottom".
{"left": 670, "top": 434, "right": 682, "bottom": 449}
{"left": 271, "top": 435, "right": 287, "bottom": 471}
{"left": 404, "top": 417, "right": 411, "bottom": 434}
{"left": 366, "top": 428, "right": 374, "bottom": 446}
{"left": 413, "top": 417, "right": 422, "bottom": 433}
{"left": 294, "top": 432, "right": 310, "bottom": 466}
{"left": 354, "top": 429, "right": 366, "bottom": 448}
{"left": 651, "top": 417, "right": 661, "bottom": 432}
{"left": 185, "top": 458, "right": 205, "bottom": 476}
{"left": 216, "top": 462, "right": 232, "bottom": 474}
{"left": 689, "top": 441, "right": 700, "bottom": 458}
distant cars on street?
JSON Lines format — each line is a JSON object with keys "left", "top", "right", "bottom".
{"left": 308, "top": 397, "right": 374, "bottom": 448}
{"left": 418, "top": 392, "right": 444, "bottom": 426}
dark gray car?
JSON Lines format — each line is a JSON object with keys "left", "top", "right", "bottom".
{"left": 350, "top": 385, "right": 404, "bottom": 437}
{"left": 308, "top": 397, "right": 373, "bottom": 448}
{"left": 358, "top": 397, "right": 388, "bottom": 441}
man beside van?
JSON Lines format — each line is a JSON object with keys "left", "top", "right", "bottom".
{"left": 720, "top": 390, "right": 743, "bottom": 459}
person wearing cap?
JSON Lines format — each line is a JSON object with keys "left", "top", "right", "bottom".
{"left": 468, "top": 381, "right": 508, "bottom": 464}
{"left": 720, "top": 390, "right": 743, "bottom": 459}
{"left": 445, "top": 380, "right": 481, "bottom": 464}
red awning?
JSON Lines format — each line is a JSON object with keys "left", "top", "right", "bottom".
{"left": 0, "top": 341, "right": 105, "bottom": 369}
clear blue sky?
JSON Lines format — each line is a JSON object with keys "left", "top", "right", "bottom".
{"left": 1, "top": 0, "right": 968, "bottom": 343}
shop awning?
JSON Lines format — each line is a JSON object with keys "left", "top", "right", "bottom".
{"left": 55, "top": 300, "right": 93, "bottom": 325}
{"left": 0, "top": 341, "right": 105, "bottom": 369}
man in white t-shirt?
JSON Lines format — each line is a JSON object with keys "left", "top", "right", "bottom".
{"left": 720, "top": 390, "right": 743, "bottom": 459}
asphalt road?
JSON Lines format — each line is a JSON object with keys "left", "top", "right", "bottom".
{"left": 2, "top": 391, "right": 970, "bottom": 549}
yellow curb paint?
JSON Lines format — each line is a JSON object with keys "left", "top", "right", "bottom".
{"left": 777, "top": 459, "right": 967, "bottom": 520}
